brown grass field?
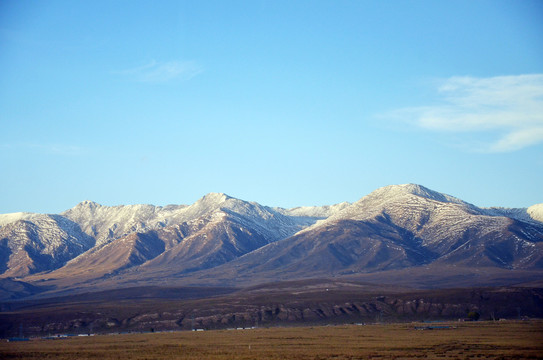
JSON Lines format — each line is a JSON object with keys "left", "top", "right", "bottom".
{"left": 1, "top": 321, "right": 542, "bottom": 359}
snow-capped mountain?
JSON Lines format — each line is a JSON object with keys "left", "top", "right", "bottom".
{"left": 59, "top": 193, "right": 332, "bottom": 248}
{"left": 186, "top": 184, "right": 543, "bottom": 284}
{"left": 47, "top": 205, "right": 280, "bottom": 282}
{"left": 60, "top": 200, "right": 188, "bottom": 246}
{"left": 1, "top": 193, "right": 335, "bottom": 283}
{"left": 0, "top": 215, "right": 94, "bottom": 277}
{"left": 273, "top": 203, "right": 351, "bottom": 218}
{"left": 0, "top": 184, "right": 541, "bottom": 294}
{"left": 0, "top": 212, "right": 41, "bottom": 227}
{"left": 484, "top": 203, "right": 543, "bottom": 225}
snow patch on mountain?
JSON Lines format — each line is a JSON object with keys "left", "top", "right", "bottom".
{"left": 484, "top": 204, "right": 543, "bottom": 225}
{"left": 180, "top": 193, "right": 230, "bottom": 219}
{"left": 192, "top": 194, "right": 311, "bottom": 242}
{"left": 0, "top": 214, "right": 94, "bottom": 277}
{"left": 274, "top": 202, "right": 351, "bottom": 218}
{"left": 61, "top": 201, "right": 189, "bottom": 246}
{"left": 297, "top": 184, "right": 479, "bottom": 233}
{"left": 294, "top": 183, "right": 540, "bottom": 239}
{"left": 55, "top": 192, "right": 329, "bottom": 262}
{"left": 356, "top": 184, "right": 471, "bottom": 210}
{"left": 1, "top": 185, "right": 541, "bottom": 282}
{"left": 0, "top": 212, "right": 42, "bottom": 227}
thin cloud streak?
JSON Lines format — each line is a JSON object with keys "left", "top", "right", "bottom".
{"left": 490, "top": 127, "right": 543, "bottom": 152}
{"left": 116, "top": 60, "right": 203, "bottom": 83}
{"left": 387, "top": 74, "right": 543, "bottom": 152}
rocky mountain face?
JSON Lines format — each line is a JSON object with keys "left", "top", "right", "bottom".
{"left": 0, "top": 193, "right": 337, "bottom": 283}
{"left": 201, "top": 184, "right": 543, "bottom": 283}
{"left": 0, "top": 184, "right": 542, "bottom": 295}
{"left": 0, "top": 215, "right": 94, "bottom": 278}
{"left": 48, "top": 210, "right": 274, "bottom": 282}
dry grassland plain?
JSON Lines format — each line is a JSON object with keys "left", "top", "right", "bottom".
{"left": 1, "top": 321, "right": 542, "bottom": 360}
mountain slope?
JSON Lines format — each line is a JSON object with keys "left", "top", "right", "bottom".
{"left": 134, "top": 212, "right": 271, "bottom": 276}
{"left": 60, "top": 201, "right": 188, "bottom": 246}
{"left": 46, "top": 210, "right": 270, "bottom": 282}
{"left": 188, "top": 184, "right": 543, "bottom": 284}
{"left": 27, "top": 193, "right": 331, "bottom": 284}
{"left": 0, "top": 215, "right": 94, "bottom": 278}
{"left": 60, "top": 193, "right": 322, "bottom": 247}
{"left": 44, "top": 230, "right": 171, "bottom": 281}
{"left": 0, "top": 184, "right": 541, "bottom": 294}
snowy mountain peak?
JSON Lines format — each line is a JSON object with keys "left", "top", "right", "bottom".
{"left": 274, "top": 202, "right": 351, "bottom": 218}
{"left": 361, "top": 184, "right": 465, "bottom": 205}
{"left": 295, "top": 184, "right": 477, "bottom": 233}
{"left": 179, "top": 193, "right": 235, "bottom": 220}
{"left": 81, "top": 200, "right": 99, "bottom": 206}
{"left": 0, "top": 212, "right": 39, "bottom": 227}
{"left": 77, "top": 200, "right": 101, "bottom": 208}
{"left": 199, "top": 192, "right": 231, "bottom": 204}
{"left": 191, "top": 192, "right": 233, "bottom": 211}
{"left": 0, "top": 214, "right": 95, "bottom": 277}
{"left": 66, "top": 200, "right": 102, "bottom": 215}
{"left": 1, "top": 184, "right": 542, "bottom": 289}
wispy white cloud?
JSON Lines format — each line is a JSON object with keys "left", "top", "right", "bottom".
{"left": 386, "top": 74, "right": 543, "bottom": 152}
{"left": 116, "top": 60, "right": 203, "bottom": 83}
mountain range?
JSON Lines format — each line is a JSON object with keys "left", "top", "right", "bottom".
{"left": 1, "top": 184, "right": 542, "bottom": 299}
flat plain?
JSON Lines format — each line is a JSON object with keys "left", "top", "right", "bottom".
{"left": 1, "top": 321, "right": 542, "bottom": 360}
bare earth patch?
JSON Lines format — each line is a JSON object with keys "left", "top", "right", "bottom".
{"left": 1, "top": 321, "right": 542, "bottom": 359}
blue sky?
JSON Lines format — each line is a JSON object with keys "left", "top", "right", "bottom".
{"left": 1, "top": 0, "right": 542, "bottom": 213}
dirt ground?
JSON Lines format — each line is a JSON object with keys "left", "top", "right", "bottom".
{"left": 1, "top": 320, "right": 542, "bottom": 359}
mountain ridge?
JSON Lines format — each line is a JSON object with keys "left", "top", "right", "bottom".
{"left": 0, "top": 184, "right": 542, "bottom": 298}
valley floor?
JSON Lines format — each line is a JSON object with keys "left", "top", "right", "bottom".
{"left": 1, "top": 320, "right": 542, "bottom": 360}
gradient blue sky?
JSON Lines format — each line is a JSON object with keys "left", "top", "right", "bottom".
{"left": 1, "top": 0, "right": 542, "bottom": 213}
